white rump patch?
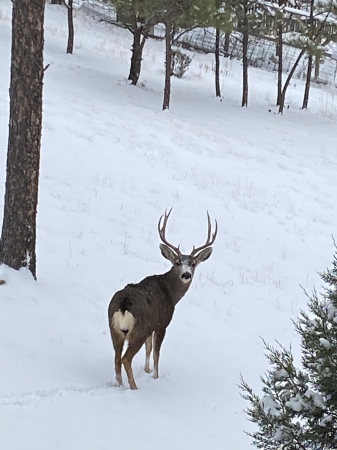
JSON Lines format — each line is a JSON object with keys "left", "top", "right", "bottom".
{"left": 112, "top": 310, "right": 136, "bottom": 336}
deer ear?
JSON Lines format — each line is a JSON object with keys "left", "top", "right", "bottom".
{"left": 195, "top": 247, "right": 213, "bottom": 264}
{"left": 160, "top": 244, "right": 177, "bottom": 263}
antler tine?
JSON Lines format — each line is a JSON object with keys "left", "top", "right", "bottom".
{"left": 191, "top": 211, "right": 218, "bottom": 256}
{"left": 158, "top": 208, "right": 181, "bottom": 255}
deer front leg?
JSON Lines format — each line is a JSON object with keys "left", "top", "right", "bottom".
{"left": 153, "top": 329, "right": 166, "bottom": 379}
{"left": 144, "top": 334, "right": 153, "bottom": 373}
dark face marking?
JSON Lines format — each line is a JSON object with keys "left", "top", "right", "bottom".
{"left": 174, "top": 255, "right": 198, "bottom": 284}
{"left": 160, "top": 243, "right": 213, "bottom": 284}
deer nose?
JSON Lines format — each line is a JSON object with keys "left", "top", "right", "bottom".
{"left": 181, "top": 272, "right": 192, "bottom": 280}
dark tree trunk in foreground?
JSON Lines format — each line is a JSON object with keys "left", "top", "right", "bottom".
{"left": 128, "top": 28, "right": 146, "bottom": 85}
{"left": 302, "top": 54, "right": 313, "bottom": 109}
{"left": 215, "top": 27, "right": 221, "bottom": 97}
{"left": 0, "top": 0, "right": 45, "bottom": 280}
{"left": 162, "top": 20, "right": 173, "bottom": 111}
{"left": 66, "top": 0, "right": 74, "bottom": 54}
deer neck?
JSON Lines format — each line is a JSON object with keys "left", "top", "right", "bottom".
{"left": 163, "top": 267, "right": 191, "bottom": 306}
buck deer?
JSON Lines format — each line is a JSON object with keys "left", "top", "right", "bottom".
{"left": 108, "top": 209, "right": 217, "bottom": 390}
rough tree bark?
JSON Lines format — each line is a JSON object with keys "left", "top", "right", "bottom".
{"left": 240, "top": 4, "right": 249, "bottom": 108}
{"left": 276, "top": 24, "right": 283, "bottom": 107}
{"left": 0, "top": 0, "right": 45, "bottom": 280}
{"left": 128, "top": 27, "right": 147, "bottom": 85}
{"left": 302, "top": 0, "right": 314, "bottom": 110}
{"left": 242, "top": 30, "right": 248, "bottom": 107}
{"left": 215, "top": 27, "right": 221, "bottom": 97}
{"left": 162, "top": 20, "right": 173, "bottom": 111}
{"left": 224, "top": 31, "right": 230, "bottom": 57}
{"left": 314, "top": 55, "right": 320, "bottom": 79}
{"left": 66, "top": 0, "right": 74, "bottom": 54}
{"left": 302, "top": 54, "right": 313, "bottom": 110}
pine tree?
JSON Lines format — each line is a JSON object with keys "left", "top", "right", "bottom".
{"left": 209, "top": 1, "right": 233, "bottom": 98}
{"left": 161, "top": 0, "right": 211, "bottom": 110}
{"left": 272, "top": 0, "right": 337, "bottom": 113}
{"left": 240, "top": 246, "right": 337, "bottom": 449}
{"left": 226, "top": 0, "right": 265, "bottom": 107}
{"left": 106, "top": 0, "right": 163, "bottom": 85}
{"left": 301, "top": 0, "right": 337, "bottom": 109}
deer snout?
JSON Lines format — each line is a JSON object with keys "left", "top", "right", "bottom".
{"left": 181, "top": 272, "right": 192, "bottom": 280}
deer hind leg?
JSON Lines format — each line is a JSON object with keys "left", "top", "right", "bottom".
{"left": 144, "top": 334, "right": 153, "bottom": 374}
{"left": 111, "top": 333, "right": 124, "bottom": 387}
{"left": 153, "top": 328, "right": 166, "bottom": 379}
{"left": 122, "top": 337, "right": 144, "bottom": 390}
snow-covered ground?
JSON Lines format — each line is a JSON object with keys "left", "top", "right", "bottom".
{"left": 1, "top": 2, "right": 337, "bottom": 449}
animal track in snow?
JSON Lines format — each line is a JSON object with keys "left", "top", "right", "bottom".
{"left": 0, "top": 382, "right": 115, "bottom": 407}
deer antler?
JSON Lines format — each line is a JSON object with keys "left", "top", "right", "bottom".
{"left": 158, "top": 208, "right": 181, "bottom": 256}
{"left": 190, "top": 212, "right": 218, "bottom": 256}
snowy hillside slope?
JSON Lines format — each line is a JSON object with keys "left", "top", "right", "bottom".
{"left": 0, "top": 1, "right": 337, "bottom": 449}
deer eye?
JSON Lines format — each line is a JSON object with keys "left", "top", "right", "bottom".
{"left": 175, "top": 262, "right": 181, "bottom": 266}
{"left": 191, "top": 263, "right": 196, "bottom": 268}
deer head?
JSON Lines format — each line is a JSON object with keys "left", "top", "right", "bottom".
{"left": 158, "top": 208, "right": 217, "bottom": 284}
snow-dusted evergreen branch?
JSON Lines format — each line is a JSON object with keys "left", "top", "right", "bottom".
{"left": 241, "top": 245, "right": 337, "bottom": 449}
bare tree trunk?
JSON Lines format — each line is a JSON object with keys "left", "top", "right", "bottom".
{"left": 302, "top": 54, "right": 313, "bottom": 109}
{"left": 66, "top": 0, "right": 74, "bottom": 54}
{"left": 215, "top": 27, "right": 221, "bottom": 97}
{"left": 0, "top": 0, "right": 45, "bottom": 280}
{"left": 224, "top": 31, "right": 230, "bottom": 57}
{"left": 276, "top": 25, "right": 283, "bottom": 107}
{"left": 314, "top": 55, "right": 320, "bottom": 79}
{"left": 279, "top": 48, "right": 305, "bottom": 114}
{"left": 302, "top": 0, "right": 314, "bottom": 110}
{"left": 162, "top": 20, "right": 173, "bottom": 111}
{"left": 128, "top": 27, "right": 146, "bottom": 85}
{"left": 242, "top": 31, "right": 248, "bottom": 107}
